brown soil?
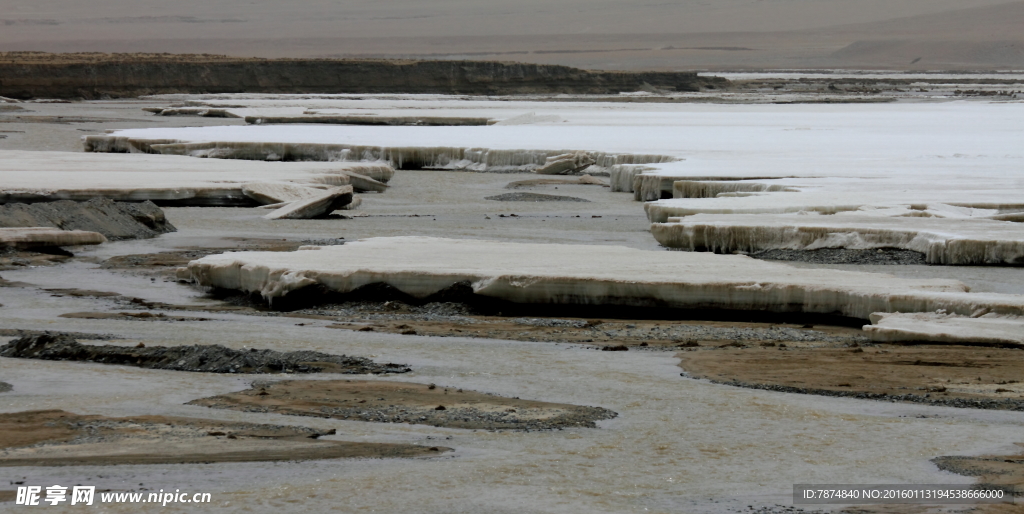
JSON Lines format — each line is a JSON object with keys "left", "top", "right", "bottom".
{"left": 679, "top": 344, "right": 1024, "bottom": 410}
{"left": 0, "top": 410, "right": 449, "bottom": 466}
{"left": 189, "top": 379, "right": 617, "bottom": 431}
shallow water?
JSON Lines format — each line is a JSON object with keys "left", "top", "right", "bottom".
{"left": 2, "top": 265, "right": 1023, "bottom": 513}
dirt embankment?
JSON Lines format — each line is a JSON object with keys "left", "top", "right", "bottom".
{"left": 0, "top": 52, "right": 727, "bottom": 99}
{"left": 0, "top": 333, "right": 411, "bottom": 374}
{"left": 191, "top": 379, "right": 617, "bottom": 431}
{"left": 0, "top": 198, "right": 175, "bottom": 239}
{"left": 0, "top": 409, "right": 447, "bottom": 467}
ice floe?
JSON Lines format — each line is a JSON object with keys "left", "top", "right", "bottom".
{"left": 263, "top": 186, "right": 354, "bottom": 220}
{"left": 866, "top": 312, "right": 1024, "bottom": 346}
{"left": 0, "top": 150, "right": 392, "bottom": 206}
{"left": 651, "top": 215, "right": 1024, "bottom": 265}
{"left": 184, "top": 237, "right": 1024, "bottom": 321}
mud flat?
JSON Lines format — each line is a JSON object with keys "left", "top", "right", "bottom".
{"left": 303, "top": 300, "right": 867, "bottom": 347}
{"left": 0, "top": 333, "right": 411, "bottom": 374}
{"left": 0, "top": 52, "right": 724, "bottom": 100}
{"left": 679, "top": 343, "right": 1024, "bottom": 411}
{"left": 0, "top": 149, "right": 391, "bottom": 206}
{"left": 190, "top": 379, "right": 616, "bottom": 431}
{"left": 933, "top": 444, "right": 1024, "bottom": 502}
{"left": 0, "top": 410, "right": 446, "bottom": 467}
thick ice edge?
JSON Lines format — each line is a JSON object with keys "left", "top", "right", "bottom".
{"left": 0, "top": 150, "right": 392, "bottom": 206}
{"left": 185, "top": 236, "right": 1024, "bottom": 321}
{"left": 866, "top": 312, "right": 1024, "bottom": 346}
{"left": 651, "top": 214, "right": 1024, "bottom": 265}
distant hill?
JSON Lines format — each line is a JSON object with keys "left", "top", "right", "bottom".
{"left": 1, "top": 0, "right": 1022, "bottom": 70}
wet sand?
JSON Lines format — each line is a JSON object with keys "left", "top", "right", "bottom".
{"left": 190, "top": 379, "right": 616, "bottom": 431}
{"left": 680, "top": 344, "right": 1024, "bottom": 411}
{"left": 0, "top": 410, "right": 446, "bottom": 467}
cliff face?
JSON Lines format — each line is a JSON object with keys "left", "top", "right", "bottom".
{"left": 0, "top": 54, "right": 726, "bottom": 99}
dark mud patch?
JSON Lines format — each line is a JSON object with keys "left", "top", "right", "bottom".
{"left": 0, "top": 198, "right": 174, "bottom": 240}
{"left": 45, "top": 288, "right": 121, "bottom": 297}
{"left": 191, "top": 379, "right": 617, "bottom": 431}
{"left": 0, "top": 329, "right": 118, "bottom": 340}
{"left": 933, "top": 444, "right": 1024, "bottom": 504}
{"left": 0, "top": 410, "right": 447, "bottom": 467}
{"left": 751, "top": 248, "right": 927, "bottom": 265}
{"left": 320, "top": 304, "right": 865, "bottom": 349}
{"left": 680, "top": 344, "right": 1024, "bottom": 410}
{"left": 0, "top": 382, "right": 11, "bottom": 393}
{"left": 0, "top": 246, "right": 72, "bottom": 270}
{"left": 485, "top": 192, "right": 590, "bottom": 202}
{"left": 58, "top": 311, "right": 212, "bottom": 322}
{"left": 0, "top": 333, "right": 411, "bottom": 374}
{"left": 101, "top": 239, "right": 306, "bottom": 271}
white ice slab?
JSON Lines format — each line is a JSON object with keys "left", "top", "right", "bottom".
{"left": 651, "top": 214, "right": 1024, "bottom": 265}
{"left": 99, "top": 101, "right": 1024, "bottom": 204}
{"left": 185, "top": 236, "right": 1024, "bottom": 320}
{"left": 0, "top": 150, "right": 393, "bottom": 206}
{"left": 865, "top": 312, "right": 1024, "bottom": 346}
{"left": 263, "top": 186, "right": 354, "bottom": 220}
{"left": 0, "top": 227, "right": 106, "bottom": 248}
{"left": 241, "top": 182, "right": 328, "bottom": 205}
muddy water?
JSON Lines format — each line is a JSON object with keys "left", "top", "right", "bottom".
{"left": 2, "top": 283, "right": 1022, "bottom": 512}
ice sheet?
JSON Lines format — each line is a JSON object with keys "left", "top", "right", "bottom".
{"left": 866, "top": 312, "right": 1024, "bottom": 346}
{"left": 651, "top": 214, "right": 1024, "bottom": 265}
{"left": 185, "top": 236, "right": 1024, "bottom": 320}
{"left": 0, "top": 150, "right": 393, "bottom": 206}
